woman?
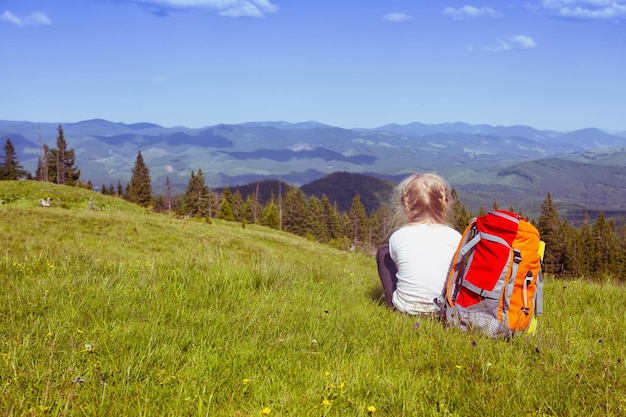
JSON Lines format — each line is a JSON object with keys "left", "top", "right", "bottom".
{"left": 377, "top": 173, "right": 461, "bottom": 315}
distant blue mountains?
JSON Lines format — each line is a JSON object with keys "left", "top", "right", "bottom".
{"left": 2, "top": 118, "right": 626, "bottom": 222}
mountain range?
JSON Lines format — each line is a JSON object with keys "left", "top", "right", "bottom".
{"left": 2, "top": 118, "right": 626, "bottom": 223}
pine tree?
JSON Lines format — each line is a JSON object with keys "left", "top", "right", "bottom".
{"left": 0, "top": 138, "right": 29, "bottom": 180}
{"left": 536, "top": 193, "right": 563, "bottom": 275}
{"left": 321, "top": 195, "right": 340, "bottom": 241}
{"left": 217, "top": 186, "right": 235, "bottom": 221}
{"left": 231, "top": 188, "right": 245, "bottom": 222}
{"left": 283, "top": 186, "right": 307, "bottom": 237}
{"left": 450, "top": 188, "right": 471, "bottom": 233}
{"left": 126, "top": 151, "right": 152, "bottom": 207}
{"left": 591, "top": 212, "right": 620, "bottom": 278}
{"left": 182, "top": 170, "right": 211, "bottom": 218}
{"left": 369, "top": 204, "right": 392, "bottom": 247}
{"left": 340, "top": 212, "right": 352, "bottom": 243}
{"left": 559, "top": 220, "right": 580, "bottom": 278}
{"left": 36, "top": 144, "right": 50, "bottom": 181}
{"left": 305, "top": 196, "right": 324, "bottom": 240}
{"left": 261, "top": 193, "right": 280, "bottom": 230}
{"left": 578, "top": 215, "right": 595, "bottom": 277}
{"left": 48, "top": 125, "right": 80, "bottom": 185}
{"left": 243, "top": 195, "right": 255, "bottom": 223}
{"left": 349, "top": 194, "right": 368, "bottom": 247}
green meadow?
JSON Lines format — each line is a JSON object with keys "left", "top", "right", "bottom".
{"left": 1, "top": 181, "right": 625, "bottom": 416}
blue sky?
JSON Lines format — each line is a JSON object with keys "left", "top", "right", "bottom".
{"left": 1, "top": 1, "right": 625, "bottom": 132}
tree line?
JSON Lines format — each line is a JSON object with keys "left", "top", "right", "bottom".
{"left": 1, "top": 125, "right": 84, "bottom": 186}
{"left": 2, "top": 126, "right": 625, "bottom": 281}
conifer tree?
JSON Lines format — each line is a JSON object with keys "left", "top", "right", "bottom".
{"left": 321, "top": 195, "right": 339, "bottom": 241}
{"left": 231, "top": 188, "right": 245, "bottom": 221}
{"left": 305, "top": 196, "right": 324, "bottom": 240}
{"left": 48, "top": 125, "right": 80, "bottom": 185}
{"left": 243, "top": 195, "right": 255, "bottom": 223}
{"left": 126, "top": 151, "right": 152, "bottom": 207}
{"left": 0, "top": 138, "right": 29, "bottom": 180}
{"left": 537, "top": 193, "right": 563, "bottom": 275}
{"left": 559, "top": 220, "right": 581, "bottom": 278}
{"left": 349, "top": 194, "right": 368, "bottom": 246}
{"left": 340, "top": 212, "right": 352, "bottom": 242}
{"left": 591, "top": 213, "right": 620, "bottom": 277}
{"left": 578, "top": 215, "right": 595, "bottom": 277}
{"left": 182, "top": 169, "right": 211, "bottom": 218}
{"left": 36, "top": 144, "right": 50, "bottom": 181}
{"left": 217, "top": 186, "right": 235, "bottom": 221}
{"left": 261, "top": 192, "right": 280, "bottom": 230}
{"left": 450, "top": 188, "right": 471, "bottom": 233}
{"left": 283, "top": 187, "right": 307, "bottom": 237}
{"left": 369, "top": 204, "right": 392, "bottom": 248}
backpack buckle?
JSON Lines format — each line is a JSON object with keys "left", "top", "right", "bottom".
{"left": 513, "top": 249, "right": 522, "bottom": 264}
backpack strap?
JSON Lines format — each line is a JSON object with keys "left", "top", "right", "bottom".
{"left": 478, "top": 232, "right": 510, "bottom": 247}
{"left": 460, "top": 280, "right": 501, "bottom": 299}
{"left": 534, "top": 240, "right": 546, "bottom": 316}
{"left": 534, "top": 269, "right": 544, "bottom": 316}
{"left": 439, "top": 219, "right": 477, "bottom": 318}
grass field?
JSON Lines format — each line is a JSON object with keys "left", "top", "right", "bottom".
{"left": 1, "top": 181, "right": 625, "bottom": 416}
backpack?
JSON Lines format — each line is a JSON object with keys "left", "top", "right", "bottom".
{"left": 437, "top": 210, "right": 545, "bottom": 338}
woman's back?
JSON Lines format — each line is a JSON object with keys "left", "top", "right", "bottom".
{"left": 389, "top": 223, "right": 461, "bottom": 314}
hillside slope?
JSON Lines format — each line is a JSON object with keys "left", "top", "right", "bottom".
{"left": 2, "top": 181, "right": 625, "bottom": 416}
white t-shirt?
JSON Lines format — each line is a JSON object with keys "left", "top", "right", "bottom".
{"left": 389, "top": 223, "right": 461, "bottom": 315}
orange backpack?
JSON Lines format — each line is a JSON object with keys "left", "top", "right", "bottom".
{"left": 437, "top": 210, "right": 544, "bottom": 338}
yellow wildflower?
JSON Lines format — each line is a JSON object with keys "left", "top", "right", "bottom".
{"left": 322, "top": 399, "right": 331, "bottom": 407}
{"left": 259, "top": 407, "right": 271, "bottom": 415}
{"left": 367, "top": 405, "right": 376, "bottom": 413}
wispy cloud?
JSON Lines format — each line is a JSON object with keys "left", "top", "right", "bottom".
{"left": 539, "top": 0, "right": 626, "bottom": 19}
{"left": 382, "top": 12, "right": 414, "bottom": 23}
{"left": 442, "top": 5, "right": 501, "bottom": 20}
{"left": 483, "top": 35, "right": 537, "bottom": 52}
{"left": 113, "top": 0, "right": 279, "bottom": 18}
{"left": 1, "top": 10, "right": 51, "bottom": 26}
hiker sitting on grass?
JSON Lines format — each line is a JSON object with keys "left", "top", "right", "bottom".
{"left": 376, "top": 173, "right": 461, "bottom": 315}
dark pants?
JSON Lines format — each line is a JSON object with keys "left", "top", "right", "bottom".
{"left": 376, "top": 244, "right": 398, "bottom": 309}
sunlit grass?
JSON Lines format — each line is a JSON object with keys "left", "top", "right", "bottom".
{"left": 1, "top": 181, "right": 625, "bottom": 416}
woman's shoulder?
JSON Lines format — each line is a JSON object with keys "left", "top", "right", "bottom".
{"left": 393, "top": 222, "right": 460, "bottom": 237}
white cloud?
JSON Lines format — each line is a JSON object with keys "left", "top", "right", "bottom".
{"left": 540, "top": 0, "right": 626, "bottom": 19}
{"left": 1, "top": 10, "right": 51, "bottom": 26}
{"left": 485, "top": 35, "right": 537, "bottom": 52}
{"left": 442, "top": 5, "right": 501, "bottom": 20}
{"left": 382, "top": 12, "right": 414, "bottom": 23}
{"left": 120, "top": 0, "right": 278, "bottom": 17}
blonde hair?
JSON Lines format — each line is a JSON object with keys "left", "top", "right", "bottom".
{"left": 391, "top": 173, "right": 453, "bottom": 229}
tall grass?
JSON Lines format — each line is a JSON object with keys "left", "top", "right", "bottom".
{"left": 1, "top": 181, "right": 625, "bottom": 416}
